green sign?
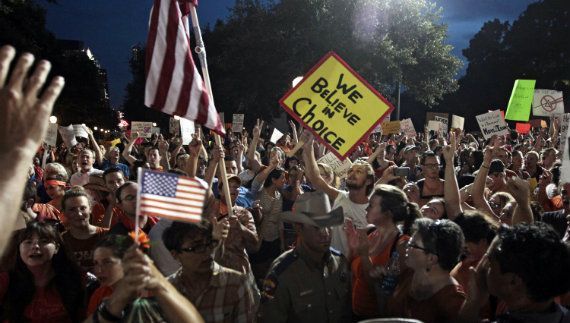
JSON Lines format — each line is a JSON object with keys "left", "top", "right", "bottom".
{"left": 505, "top": 79, "right": 536, "bottom": 121}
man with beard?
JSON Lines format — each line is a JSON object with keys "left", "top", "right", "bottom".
{"left": 302, "top": 134, "right": 373, "bottom": 259}
{"left": 70, "top": 149, "right": 103, "bottom": 186}
{"left": 259, "top": 192, "right": 351, "bottom": 322}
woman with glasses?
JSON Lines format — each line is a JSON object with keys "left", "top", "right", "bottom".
{"left": 387, "top": 218, "right": 465, "bottom": 323}
{"left": 0, "top": 221, "right": 86, "bottom": 322}
{"left": 349, "top": 184, "right": 420, "bottom": 319}
{"left": 164, "top": 220, "right": 256, "bottom": 322}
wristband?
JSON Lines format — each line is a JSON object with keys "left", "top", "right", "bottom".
{"left": 481, "top": 164, "right": 490, "bottom": 169}
{"left": 98, "top": 301, "right": 124, "bottom": 322}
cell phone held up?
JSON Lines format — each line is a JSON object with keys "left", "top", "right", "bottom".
{"left": 394, "top": 167, "right": 410, "bottom": 177}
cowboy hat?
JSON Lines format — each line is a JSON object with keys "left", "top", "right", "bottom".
{"left": 281, "top": 191, "right": 344, "bottom": 227}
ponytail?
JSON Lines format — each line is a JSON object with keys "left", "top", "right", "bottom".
{"left": 403, "top": 202, "right": 420, "bottom": 235}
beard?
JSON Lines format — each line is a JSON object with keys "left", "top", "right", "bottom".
{"left": 346, "top": 180, "right": 365, "bottom": 190}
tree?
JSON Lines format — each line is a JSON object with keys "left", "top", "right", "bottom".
{"left": 204, "top": 0, "right": 461, "bottom": 127}
{"left": 439, "top": 0, "right": 570, "bottom": 130}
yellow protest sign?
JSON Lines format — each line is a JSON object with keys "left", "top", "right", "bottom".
{"left": 382, "top": 120, "right": 401, "bottom": 135}
{"left": 279, "top": 52, "right": 393, "bottom": 160}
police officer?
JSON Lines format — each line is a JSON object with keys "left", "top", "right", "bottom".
{"left": 259, "top": 191, "right": 352, "bottom": 322}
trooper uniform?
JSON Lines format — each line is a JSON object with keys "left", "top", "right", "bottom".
{"left": 259, "top": 245, "right": 352, "bottom": 323}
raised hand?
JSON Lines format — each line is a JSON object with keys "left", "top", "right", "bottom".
{"left": 0, "top": 46, "right": 65, "bottom": 155}
{"left": 253, "top": 119, "right": 264, "bottom": 139}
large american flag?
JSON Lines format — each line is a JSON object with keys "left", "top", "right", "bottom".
{"left": 138, "top": 169, "right": 207, "bottom": 223}
{"left": 145, "top": 0, "right": 225, "bottom": 135}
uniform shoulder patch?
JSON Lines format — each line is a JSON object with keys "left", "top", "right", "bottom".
{"left": 260, "top": 251, "right": 298, "bottom": 303}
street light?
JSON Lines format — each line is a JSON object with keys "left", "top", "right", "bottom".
{"left": 49, "top": 116, "right": 57, "bottom": 124}
{"left": 94, "top": 126, "right": 98, "bottom": 130}
{"left": 153, "top": 123, "right": 157, "bottom": 127}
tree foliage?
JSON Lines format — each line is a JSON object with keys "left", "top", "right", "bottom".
{"left": 203, "top": 0, "right": 461, "bottom": 127}
{"left": 438, "top": 0, "right": 569, "bottom": 130}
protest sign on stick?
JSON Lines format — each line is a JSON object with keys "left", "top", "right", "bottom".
{"left": 434, "top": 116, "right": 448, "bottom": 133}
{"left": 279, "top": 52, "right": 394, "bottom": 160}
{"left": 180, "top": 118, "right": 196, "bottom": 145}
{"left": 532, "top": 89, "right": 564, "bottom": 117}
{"left": 476, "top": 110, "right": 509, "bottom": 139}
{"left": 427, "top": 120, "right": 443, "bottom": 133}
{"left": 131, "top": 121, "right": 154, "bottom": 138}
{"left": 44, "top": 123, "right": 58, "bottom": 147}
{"left": 505, "top": 79, "right": 535, "bottom": 121}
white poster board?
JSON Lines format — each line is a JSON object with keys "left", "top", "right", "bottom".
{"left": 451, "top": 115, "right": 465, "bottom": 130}
{"left": 232, "top": 114, "right": 244, "bottom": 133}
{"left": 151, "top": 127, "right": 161, "bottom": 134}
{"left": 269, "top": 128, "right": 284, "bottom": 144}
{"left": 427, "top": 120, "right": 443, "bottom": 133}
{"left": 317, "top": 152, "right": 353, "bottom": 179}
{"left": 73, "top": 124, "right": 89, "bottom": 139}
{"left": 44, "top": 123, "right": 58, "bottom": 147}
{"left": 434, "top": 116, "right": 448, "bottom": 133}
{"left": 58, "top": 125, "right": 77, "bottom": 148}
{"left": 131, "top": 121, "right": 154, "bottom": 138}
{"left": 400, "top": 118, "right": 416, "bottom": 137}
{"left": 476, "top": 110, "right": 509, "bottom": 139}
{"left": 532, "top": 89, "right": 564, "bottom": 117}
{"left": 180, "top": 118, "right": 196, "bottom": 145}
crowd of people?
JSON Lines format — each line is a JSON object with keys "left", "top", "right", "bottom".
{"left": 1, "top": 46, "right": 570, "bottom": 323}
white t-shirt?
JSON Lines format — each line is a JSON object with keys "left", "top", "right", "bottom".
{"left": 149, "top": 218, "right": 180, "bottom": 276}
{"left": 330, "top": 191, "right": 368, "bottom": 258}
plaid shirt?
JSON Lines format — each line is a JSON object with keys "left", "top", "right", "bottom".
{"left": 168, "top": 263, "right": 255, "bottom": 323}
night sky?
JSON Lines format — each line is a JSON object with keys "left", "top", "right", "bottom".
{"left": 44, "top": 0, "right": 536, "bottom": 108}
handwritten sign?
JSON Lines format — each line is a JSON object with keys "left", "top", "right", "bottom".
{"left": 381, "top": 121, "right": 401, "bottom": 135}
{"left": 451, "top": 115, "right": 465, "bottom": 130}
{"left": 44, "top": 123, "right": 58, "bottom": 147}
{"left": 532, "top": 89, "right": 564, "bottom": 117}
{"left": 131, "top": 121, "right": 154, "bottom": 138}
{"left": 505, "top": 79, "right": 535, "bottom": 121}
{"left": 232, "top": 114, "right": 244, "bottom": 133}
{"left": 400, "top": 118, "right": 416, "bottom": 137}
{"left": 476, "top": 110, "right": 509, "bottom": 139}
{"left": 73, "top": 124, "right": 88, "bottom": 139}
{"left": 427, "top": 120, "right": 443, "bottom": 133}
{"left": 180, "top": 118, "right": 195, "bottom": 145}
{"left": 317, "top": 152, "right": 353, "bottom": 179}
{"left": 58, "top": 125, "right": 77, "bottom": 148}
{"left": 552, "top": 113, "right": 570, "bottom": 147}
{"left": 434, "top": 116, "right": 448, "bottom": 133}
{"left": 279, "top": 52, "right": 393, "bottom": 160}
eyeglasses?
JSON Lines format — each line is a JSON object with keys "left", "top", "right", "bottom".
{"left": 407, "top": 241, "right": 432, "bottom": 253}
{"left": 179, "top": 240, "right": 216, "bottom": 253}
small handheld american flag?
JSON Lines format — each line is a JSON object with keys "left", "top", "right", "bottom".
{"left": 136, "top": 169, "right": 208, "bottom": 224}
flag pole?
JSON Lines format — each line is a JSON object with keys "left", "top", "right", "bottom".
{"left": 188, "top": 4, "right": 233, "bottom": 218}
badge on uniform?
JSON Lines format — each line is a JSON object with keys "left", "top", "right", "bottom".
{"left": 261, "top": 276, "right": 277, "bottom": 302}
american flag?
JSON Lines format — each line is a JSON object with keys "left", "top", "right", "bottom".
{"left": 145, "top": 0, "right": 225, "bottom": 135}
{"left": 138, "top": 169, "right": 207, "bottom": 223}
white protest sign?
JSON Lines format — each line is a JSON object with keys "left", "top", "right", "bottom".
{"left": 476, "top": 110, "right": 509, "bottom": 139}
{"left": 269, "top": 128, "right": 284, "bottom": 144}
{"left": 532, "top": 89, "right": 564, "bottom": 117}
{"left": 400, "top": 118, "right": 416, "bottom": 137}
{"left": 232, "top": 114, "right": 244, "bottom": 133}
{"left": 44, "top": 123, "right": 58, "bottom": 147}
{"left": 169, "top": 117, "right": 180, "bottom": 135}
{"left": 451, "top": 115, "right": 465, "bottom": 130}
{"left": 434, "top": 116, "right": 448, "bottom": 133}
{"left": 131, "top": 121, "right": 153, "bottom": 138}
{"left": 427, "top": 120, "right": 443, "bottom": 133}
{"left": 180, "top": 118, "right": 196, "bottom": 145}
{"left": 317, "top": 152, "right": 353, "bottom": 179}
{"left": 560, "top": 124, "right": 570, "bottom": 183}
{"left": 553, "top": 113, "right": 570, "bottom": 148}
{"left": 58, "top": 125, "right": 77, "bottom": 148}
{"left": 151, "top": 127, "right": 161, "bottom": 134}
{"left": 73, "top": 124, "right": 89, "bottom": 139}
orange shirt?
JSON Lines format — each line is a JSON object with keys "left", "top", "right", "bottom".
{"left": 351, "top": 234, "right": 409, "bottom": 316}
{"left": 87, "top": 285, "right": 114, "bottom": 316}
